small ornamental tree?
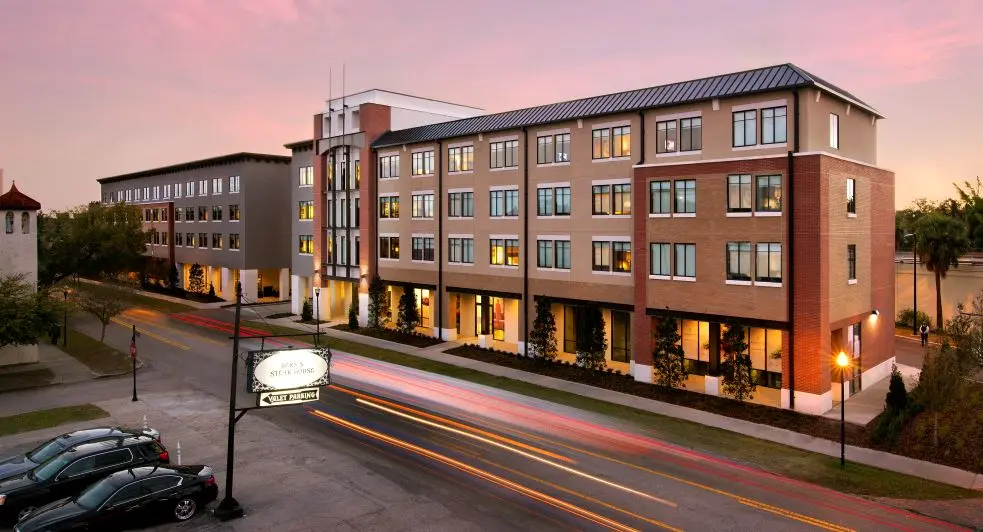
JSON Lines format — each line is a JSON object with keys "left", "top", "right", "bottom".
{"left": 720, "top": 323, "right": 755, "bottom": 402}
{"left": 529, "top": 298, "right": 558, "bottom": 362}
{"left": 188, "top": 263, "right": 205, "bottom": 294}
{"left": 208, "top": 283, "right": 216, "bottom": 298}
{"left": 301, "top": 298, "right": 314, "bottom": 322}
{"left": 396, "top": 289, "right": 420, "bottom": 334}
{"left": 653, "top": 316, "right": 686, "bottom": 390}
{"left": 885, "top": 364, "right": 908, "bottom": 414}
{"left": 348, "top": 299, "right": 359, "bottom": 330}
{"left": 367, "top": 276, "right": 385, "bottom": 329}
{"left": 75, "top": 284, "right": 128, "bottom": 342}
{"left": 576, "top": 305, "right": 607, "bottom": 371}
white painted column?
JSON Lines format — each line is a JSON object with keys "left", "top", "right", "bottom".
{"left": 278, "top": 268, "right": 289, "bottom": 301}
{"left": 291, "top": 275, "right": 302, "bottom": 315}
{"left": 358, "top": 292, "right": 369, "bottom": 327}
{"left": 313, "top": 287, "right": 330, "bottom": 323}
{"left": 240, "top": 269, "right": 258, "bottom": 303}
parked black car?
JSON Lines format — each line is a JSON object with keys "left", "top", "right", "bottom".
{"left": 0, "top": 427, "right": 161, "bottom": 483}
{"left": 0, "top": 435, "right": 169, "bottom": 525}
{"left": 14, "top": 465, "right": 218, "bottom": 531}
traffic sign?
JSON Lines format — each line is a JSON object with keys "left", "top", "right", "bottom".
{"left": 257, "top": 387, "right": 320, "bottom": 407}
{"left": 129, "top": 343, "right": 137, "bottom": 358}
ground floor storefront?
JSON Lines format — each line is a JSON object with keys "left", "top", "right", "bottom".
{"left": 175, "top": 263, "right": 288, "bottom": 303}
{"left": 292, "top": 274, "right": 359, "bottom": 322}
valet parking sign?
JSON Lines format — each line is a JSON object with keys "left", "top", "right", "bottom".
{"left": 246, "top": 348, "right": 331, "bottom": 407}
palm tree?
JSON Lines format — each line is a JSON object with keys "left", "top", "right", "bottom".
{"left": 914, "top": 213, "right": 971, "bottom": 329}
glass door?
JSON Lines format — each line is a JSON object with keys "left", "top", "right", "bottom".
{"left": 414, "top": 288, "right": 431, "bottom": 328}
{"left": 491, "top": 297, "right": 505, "bottom": 341}
{"left": 476, "top": 296, "right": 491, "bottom": 336}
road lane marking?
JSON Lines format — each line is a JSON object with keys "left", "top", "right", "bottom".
{"left": 122, "top": 311, "right": 228, "bottom": 346}
{"left": 111, "top": 317, "right": 190, "bottom": 350}
{"left": 333, "top": 386, "right": 576, "bottom": 464}
{"left": 309, "top": 408, "right": 639, "bottom": 532}
{"left": 355, "top": 397, "right": 677, "bottom": 509}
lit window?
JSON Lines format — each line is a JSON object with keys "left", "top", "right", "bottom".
{"left": 411, "top": 151, "right": 435, "bottom": 176}
{"left": 379, "top": 197, "right": 399, "bottom": 219}
{"left": 674, "top": 180, "right": 696, "bottom": 214}
{"left": 756, "top": 176, "right": 782, "bottom": 213}
{"left": 846, "top": 178, "right": 856, "bottom": 214}
{"left": 830, "top": 113, "right": 840, "bottom": 149}
{"left": 299, "top": 166, "right": 313, "bottom": 187}
{"left": 298, "top": 235, "right": 314, "bottom": 254}
{"left": 411, "top": 194, "right": 434, "bottom": 219}
{"left": 298, "top": 201, "right": 314, "bottom": 220}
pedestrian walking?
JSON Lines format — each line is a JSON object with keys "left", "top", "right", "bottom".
{"left": 919, "top": 323, "right": 930, "bottom": 347}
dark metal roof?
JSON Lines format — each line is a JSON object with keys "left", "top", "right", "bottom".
{"left": 97, "top": 152, "right": 291, "bottom": 184}
{"left": 372, "top": 63, "right": 882, "bottom": 149}
{"left": 283, "top": 139, "right": 313, "bottom": 151}
{"left": 0, "top": 182, "right": 41, "bottom": 210}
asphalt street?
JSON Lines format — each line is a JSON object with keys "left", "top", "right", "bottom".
{"left": 13, "top": 305, "right": 972, "bottom": 531}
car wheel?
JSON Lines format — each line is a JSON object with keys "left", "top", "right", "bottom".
{"left": 17, "top": 506, "right": 37, "bottom": 522}
{"left": 173, "top": 497, "right": 197, "bottom": 521}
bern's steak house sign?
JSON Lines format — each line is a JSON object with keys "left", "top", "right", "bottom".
{"left": 246, "top": 348, "right": 331, "bottom": 393}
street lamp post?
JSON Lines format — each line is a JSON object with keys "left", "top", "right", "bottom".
{"left": 836, "top": 351, "right": 850, "bottom": 468}
{"left": 905, "top": 232, "right": 917, "bottom": 335}
{"left": 62, "top": 289, "right": 68, "bottom": 347}
{"left": 314, "top": 287, "right": 321, "bottom": 346}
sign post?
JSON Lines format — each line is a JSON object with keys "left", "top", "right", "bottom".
{"left": 130, "top": 325, "right": 138, "bottom": 402}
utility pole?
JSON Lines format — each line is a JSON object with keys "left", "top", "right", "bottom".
{"left": 215, "top": 282, "right": 244, "bottom": 521}
{"left": 130, "top": 325, "right": 138, "bottom": 402}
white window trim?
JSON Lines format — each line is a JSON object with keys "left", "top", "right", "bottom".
{"left": 593, "top": 214, "right": 632, "bottom": 220}
{"left": 379, "top": 232, "right": 399, "bottom": 238}
{"left": 731, "top": 99, "right": 788, "bottom": 112}
{"left": 490, "top": 234, "right": 520, "bottom": 240}
{"left": 446, "top": 141, "right": 474, "bottom": 149}
{"left": 537, "top": 215, "right": 571, "bottom": 221}
{"left": 656, "top": 150, "right": 704, "bottom": 159}
{"left": 536, "top": 128, "right": 571, "bottom": 137}
{"left": 726, "top": 212, "right": 753, "bottom": 218}
{"left": 673, "top": 212, "right": 696, "bottom": 218}
{"left": 537, "top": 162, "right": 572, "bottom": 168}
{"left": 411, "top": 147, "right": 435, "bottom": 154}
{"left": 411, "top": 233, "right": 435, "bottom": 239}
{"left": 592, "top": 236, "right": 632, "bottom": 243}
{"left": 755, "top": 211, "right": 782, "bottom": 217}
{"left": 378, "top": 191, "right": 399, "bottom": 198}
{"left": 448, "top": 233, "right": 473, "bottom": 239}
{"left": 490, "top": 264, "right": 520, "bottom": 270}
{"left": 491, "top": 166, "right": 519, "bottom": 172}
{"left": 591, "top": 119, "right": 630, "bottom": 130}
{"left": 732, "top": 143, "right": 788, "bottom": 152}
{"left": 488, "top": 134, "right": 519, "bottom": 143}
{"left": 848, "top": 279, "right": 858, "bottom": 285}
{"left": 672, "top": 276, "right": 696, "bottom": 282}
{"left": 490, "top": 184, "right": 519, "bottom": 192}
{"left": 447, "top": 187, "right": 473, "bottom": 194}
{"left": 591, "top": 178, "right": 631, "bottom": 186}
{"left": 654, "top": 110, "right": 702, "bottom": 122}
{"left": 592, "top": 156, "right": 632, "bottom": 164}
{"left": 649, "top": 213, "right": 671, "bottom": 219}
{"left": 592, "top": 270, "right": 632, "bottom": 277}
{"left": 726, "top": 280, "right": 752, "bottom": 286}
{"left": 537, "top": 267, "right": 572, "bottom": 273}
{"left": 537, "top": 182, "right": 570, "bottom": 189}
{"left": 635, "top": 153, "right": 786, "bottom": 169}
{"left": 755, "top": 281, "right": 783, "bottom": 288}
{"left": 412, "top": 190, "right": 435, "bottom": 196}
{"left": 538, "top": 234, "right": 570, "bottom": 241}
{"left": 649, "top": 275, "right": 671, "bottom": 281}
{"left": 848, "top": 213, "right": 858, "bottom": 219}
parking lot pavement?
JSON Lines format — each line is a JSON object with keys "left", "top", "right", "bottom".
{"left": 0, "top": 391, "right": 488, "bottom": 531}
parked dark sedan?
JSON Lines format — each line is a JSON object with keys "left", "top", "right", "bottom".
{"left": 14, "top": 465, "right": 218, "bottom": 531}
{"left": 0, "top": 435, "right": 169, "bottom": 525}
{"left": 0, "top": 427, "right": 161, "bottom": 483}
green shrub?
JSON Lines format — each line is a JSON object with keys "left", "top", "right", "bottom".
{"left": 897, "top": 308, "right": 932, "bottom": 329}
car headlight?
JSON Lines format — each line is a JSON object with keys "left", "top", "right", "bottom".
{"left": 0, "top": 493, "right": 6, "bottom": 505}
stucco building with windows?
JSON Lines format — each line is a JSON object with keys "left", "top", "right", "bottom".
{"left": 0, "top": 172, "right": 43, "bottom": 366}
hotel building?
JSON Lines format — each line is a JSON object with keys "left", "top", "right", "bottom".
{"left": 327, "top": 63, "right": 895, "bottom": 415}
{"left": 98, "top": 153, "right": 293, "bottom": 303}
{"left": 288, "top": 90, "right": 482, "bottom": 320}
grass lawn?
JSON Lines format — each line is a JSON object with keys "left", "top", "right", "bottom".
{"left": 62, "top": 329, "right": 133, "bottom": 375}
{"left": 0, "top": 404, "right": 109, "bottom": 437}
{"left": 237, "top": 321, "right": 978, "bottom": 500}
{"left": 75, "top": 282, "right": 196, "bottom": 314}
{"left": 0, "top": 368, "right": 55, "bottom": 393}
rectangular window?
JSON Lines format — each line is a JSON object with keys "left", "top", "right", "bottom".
{"left": 411, "top": 237, "right": 435, "bottom": 262}
{"left": 674, "top": 180, "right": 696, "bottom": 214}
{"left": 163, "top": 184, "right": 171, "bottom": 199}
{"left": 490, "top": 140, "right": 519, "bottom": 169}
{"left": 174, "top": 183, "right": 182, "bottom": 198}
{"left": 756, "top": 175, "right": 782, "bottom": 212}
{"left": 612, "top": 184, "right": 631, "bottom": 215}
{"left": 185, "top": 207, "right": 195, "bottom": 221}
{"left": 726, "top": 242, "right": 752, "bottom": 281}
{"left": 650, "top": 181, "right": 671, "bottom": 214}
{"left": 187, "top": 233, "right": 195, "bottom": 247}
{"left": 537, "top": 240, "right": 553, "bottom": 268}
{"left": 411, "top": 193, "right": 434, "bottom": 219}
{"left": 490, "top": 189, "right": 518, "bottom": 217}
{"left": 761, "top": 106, "right": 787, "bottom": 144}
{"left": 197, "top": 206, "right": 208, "bottom": 221}
{"left": 727, "top": 174, "right": 753, "bottom": 212}
{"left": 153, "top": 186, "right": 160, "bottom": 200}
{"left": 830, "top": 113, "right": 840, "bottom": 149}
{"left": 212, "top": 177, "right": 223, "bottom": 194}
{"left": 143, "top": 187, "right": 150, "bottom": 199}
{"left": 212, "top": 233, "right": 223, "bottom": 249}
{"left": 187, "top": 181, "right": 195, "bottom": 196}
{"left": 379, "top": 196, "right": 400, "bottom": 219}
{"left": 198, "top": 180, "right": 207, "bottom": 196}
{"left": 554, "top": 133, "right": 570, "bottom": 162}
{"left": 612, "top": 126, "right": 631, "bottom": 157}
{"left": 675, "top": 243, "right": 696, "bottom": 278}
{"left": 537, "top": 136, "right": 553, "bottom": 164}
{"left": 611, "top": 311, "right": 631, "bottom": 363}
{"left": 298, "top": 200, "right": 314, "bottom": 220}
{"left": 656, "top": 120, "right": 677, "bottom": 153}
{"left": 564, "top": 306, "right": 578, "bottom": 354}
{"left": 650, "top": 243, "right": 670, "bottom": 276}
{"left": 411, "top": 151, "right": 434, "bottom": 176}
{"left": 592, "top": 185, "right": 611, "bottom": 215}
{"left": 379, "top": 155, "right": 399, "bottom": 179}
{"left": 212, "top": 205, "right": 222, "bottom": 221}
{"left": 229, "top": 204, "right": 240, "bottom": 221}
{"left": 679, "top": 117, "right": 703, "bottom": 151}
{"left": 448, "top": 192, "right": 474, "bottom": 217}
{"left": 298, "top": 235, "right": 313, "bottom": 254}
{"left": 537, "top": 188, "right": 554, "bottom": 216}
{"left": 448, "top": 237, "right": 474, "bottom": 264}
{"left": 555, "top": 187, "right": 571, "bottom": 215}
{"left": 755, "top": 243, "right": 782, "bottom": 283}
{"left": 592, "top": 241, "right": 611, "bottom": 271}
{"left": 846, "top": 178, "right": 856, "bottom": 214}
{"left": 379, "top": 236, "right": 400, "bottom": 259}
{"left": 175, "top": 209, "right": 183, "bottom": 222}
{"left": 490, "top": 238, "right": 519, "bottom": 266}
{"left": 230, "top": 233, "right": 240, "bottom": 250}
{"left": 847, "top": 244, "right": 857, "bottom": 281}
{"left": 733, "top": 110, "right": 757, "bottom": 147}
{"left": 175, "top": 233, "right": 183, "bottom": 246}
{"left": 554, "top": 240, "right": 571, "bottom": 269}
{"left": 125, "top": 189, "right": 132, "bottom": 202}
{"left": 198, "top": 233, "right": 208, "bottom": 248}
{"left": 592, "top": 128, "right": 610, "bottom": 159}
{"left": 229, "top": 175, "right": 240, "bottom": 193}
{"left": 504, "top": 140, "right": 518, "bottom": 168}
{"left": 299, "top": 166, "right": 314, "bottom": 186}
{"left": 613, "top": 241, "right": 631, "bottom": 273}
{"left": 448, "top": 146, "right": 474, "bottom": 172}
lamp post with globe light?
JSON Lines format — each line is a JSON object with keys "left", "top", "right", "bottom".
{"left": 836, "top": 351, "right": 851, "bottom": 468}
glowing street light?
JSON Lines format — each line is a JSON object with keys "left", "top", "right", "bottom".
{"left": 836, "top": 351, "right": 851, "bottom": 468}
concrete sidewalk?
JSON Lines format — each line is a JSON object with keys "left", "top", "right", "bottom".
{"left": 247, "top": 313, "right": 983, "bottom": 492}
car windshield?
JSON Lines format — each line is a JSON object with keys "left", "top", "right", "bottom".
{"left": 75, "top": 479, "right": 119, "bottom": 510}
{"left": 26, "top": 439, "right": 68, "bottom": 463}
{"left": 31, "top": 452, "right": 76, "bottom": 482}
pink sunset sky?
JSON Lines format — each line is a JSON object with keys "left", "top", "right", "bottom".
{"left": 1, "top": 0, "right": 981, "bottom": 211}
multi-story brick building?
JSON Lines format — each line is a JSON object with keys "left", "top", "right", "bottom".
{"left": 289, "top": 90, "right": 482, "bottom": 320}
{"left": 328, "top": 63, "right": 894, "bottom": 415}
{"left": 98, "top": 153, "right": 292, "bottom": 303}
